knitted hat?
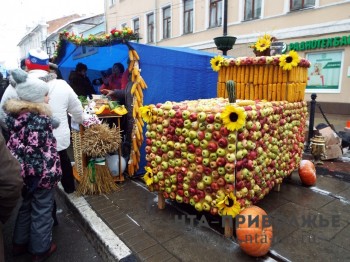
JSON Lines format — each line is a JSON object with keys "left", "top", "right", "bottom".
{"left": 11, "top": 69, "right": 49, "bottom": 103}
{"left": 25, "top": 49, "right": 50, "bottom": 71}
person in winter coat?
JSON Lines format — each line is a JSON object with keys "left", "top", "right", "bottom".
{"left": 3, "top": 69, "right": 61, "bottom": 261}
{"left": 68, "top": 62, "right": 96, "bottom": 97}
{"left": 0, "top": 132, "right": 22, "bottom": 262}
{"left": 25, "top": 49, "right": 84, "bottom": 194}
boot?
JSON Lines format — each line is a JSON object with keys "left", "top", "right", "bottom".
{"left": 32, "top": 243, "right": 57, "bottom": 262}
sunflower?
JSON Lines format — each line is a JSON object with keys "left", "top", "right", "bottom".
{"left": 140, "top": 105, "right": 153, "bottom": 123}
{"left": 143, "top": 166, "right": 154, "bottom": 186}
{"left": 279, "top": 50, "right": 300, "bottom": 71}
{"left": 255, "top": 36, "right": 271, "bottom": 52}
{"left": 220, "top": 105, "right": 246, "bottom": 131}
{"left": 216, "top": 192, "right": 241, "bottom": 218}
{"left": 210, "top": 55, "right": 224, "bottom": 72}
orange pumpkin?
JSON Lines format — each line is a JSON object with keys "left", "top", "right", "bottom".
{"left": 298, "top": 160, "right": 316, "bottom": 186}
{"left": 236, "top": 205, "right": 273, "bottom": 257}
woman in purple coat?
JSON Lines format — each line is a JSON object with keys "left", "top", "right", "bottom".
{"left": 3, "top": 69, "right": 61, "bottom": 261}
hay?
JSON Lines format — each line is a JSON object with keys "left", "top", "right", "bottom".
{"left": 76, "top": 162, "right": 119, "bottom": 195}
{"left": 82, "top": 123, "right": 122, "bottom": 158}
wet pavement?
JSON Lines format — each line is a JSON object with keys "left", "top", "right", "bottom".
{"left": 57, "top": 162, "right": 350, "bottom": 262}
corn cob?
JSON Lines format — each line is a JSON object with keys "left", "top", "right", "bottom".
{"left": 237, "top": 100, "right": 255, "bottom": 106}
{"left": 236, "top": 82, "right": 241, "bottom": 99}
{"left": 232, "top": 66, "right": 237, "bottom": 82}
{"left": 245, "top": 84, "right": 250, "bottom": 100}
{"left": 268, "top": 65, "right": 274, "bottom": 84}
{"left": 282, "top": 69, "right": 288, "bottom": 83}
{"left": 276, "top": 83, "right": 282, "bottom": 101}
{"left": 128, "top": 50, "right": 134, "bottom": 61}
{"left": 263, "top": 84, "right": 268, "bottom": 100}
{"left": 248, "top": 65, "right": 254, "bottom": 83}
{"left": 240, "top": 66, "right": 245, "bottom": 83}
{"left": 132, "top": 49, "right": 140, "bottom": 60}
{"left": 253, "top": 66, "right": 259, "bottom": 85}
{"left": 258, "top": 66, "right": 264, "bottom": 84}
{"left": 267, "top": 84, "right": 272, "bottom": 101}
{"left": 244, "top": 66, "right": 250, "bottom": 83}
{"left": 258, "top": 84, "right": 263, "bottom": 100}
{"left": 237, "top": 66, "right": 241, "bottom": 83}
{"left": 263, "top": 66, "right": 268, "bottom": 85}
{"left": 277, "top": 67, "right": 283, "bottom": 83}
{"left": 249, "top": 84, "right": 254, "bottom": 100}
{"left": 272, "top": 84, "right": 277, "bottom": 101}
{"left": 281, "top": 83, "right": 287, "bottom": 101}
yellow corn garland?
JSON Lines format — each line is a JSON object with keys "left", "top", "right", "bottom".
{"left": 128, "top": 48, "right": 147, "bottom": 176}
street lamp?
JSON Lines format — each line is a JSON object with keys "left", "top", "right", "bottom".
{"left": 214, "top": 0, "right": 236, "bottom": 55}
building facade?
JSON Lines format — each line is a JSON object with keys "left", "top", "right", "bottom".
{"left": 105, "top": 0, "right": 350, "bottom": 113}
{"left": 18, "top": 14, "right": 105, "bottom": 60}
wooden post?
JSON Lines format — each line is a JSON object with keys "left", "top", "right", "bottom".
{"left": 274, "top": 184, "right": 281, "bottom": 192}
{"left": 224, "top": 217, "right": 233, "bottom": 238}
{"left": 158, "top": 192, "right": 165, "bottom": 209}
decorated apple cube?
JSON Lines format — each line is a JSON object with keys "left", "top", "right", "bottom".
{"left": 140, "top": 98, "right": 307, "bottom": 216}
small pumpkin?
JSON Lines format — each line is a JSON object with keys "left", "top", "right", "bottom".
{"left": 236, "top": 205, "right": 273, "bottom": 257}
{"left": 298, "top": 160, "right": 316, "bottom": 186}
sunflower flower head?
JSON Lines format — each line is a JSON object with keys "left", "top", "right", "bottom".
{"left": 143, "top": 166, "right": 154, "bottom": 186}
{"left": 220, "top": 105, "right": 246, "bottom": 131}
{"left": 210, "top": 55, "right": 224, "bottom": 72}
{"left": 279, "top": 50, "right": 300, "bottom": 71}
{"left": 255, "top": 36, "right": 271, "bottom": 52}
{"left": 216, "top": 192, "right": 241, "bottom": 218}
{"left": 140, "top": 105, "right": 153, "bottom": 123}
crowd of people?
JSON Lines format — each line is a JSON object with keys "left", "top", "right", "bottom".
{"left": 0, "top": 48, "right": 132, "bottom": 261}
{"left": 0, "top": 49, "right": 86, "bottom": 262}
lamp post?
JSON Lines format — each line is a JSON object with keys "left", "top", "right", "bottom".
{"left": 214, "top": 0, "right": 236, "bottom": 55}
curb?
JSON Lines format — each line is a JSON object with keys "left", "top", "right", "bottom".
{"left": 56, "top": 183, "right": 138, "bottom": 262}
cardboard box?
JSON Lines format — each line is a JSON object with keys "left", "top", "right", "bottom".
{"left": 319, "top": 127, "right": 342, "bottom": 146}
{"left": 322, "top": 143, "right": 343, "bottom": 160}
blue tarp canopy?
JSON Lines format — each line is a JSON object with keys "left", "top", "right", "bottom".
{"left": 57, "top": 41, "right": 218, "bottom": 104}
{"left": 56, "top": 40, "right": 218, "bottom": 174}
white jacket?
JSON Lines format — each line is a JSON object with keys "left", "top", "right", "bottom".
{"left": 29, "top": 70, "right": 84, "bottom": 151}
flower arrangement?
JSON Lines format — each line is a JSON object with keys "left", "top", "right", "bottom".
{"left": 210, "top": 54, "right": 311, "bottom": 72}
{"left": 279, "top": 50, "right": 300, "bottom": 71}
{"left": 249, "top": 34, "right": 276, "bottom": 56}
{"left": 220, "top": 105, "right": 246, "bottom": 131}
{"left": 210, "top": 55, "right": 224, "bottom": 72}
{"left": 52, "top": 27, "right": 139, "bottom": 61}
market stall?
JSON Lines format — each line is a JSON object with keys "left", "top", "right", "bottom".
{"left": 53, "top": 30, "right": 218, "bottom": 183}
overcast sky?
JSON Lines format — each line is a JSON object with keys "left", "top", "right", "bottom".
{"left": 0, "top": 0, "right": 104, "bottom": 69}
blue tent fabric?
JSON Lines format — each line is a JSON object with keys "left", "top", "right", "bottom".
{"left": 56, "top": 41, "right": 218, "bottom": 175}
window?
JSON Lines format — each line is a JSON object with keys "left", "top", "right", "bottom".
{"left": 184, "top": 0, "right": 193, "bottom": 34}
{"left": 147, "top": 13, "right": 154, "bottom": 43}
{"left": 244, "top": 0, "right": 261, "bottom": 20}
{"left": 163, "top": 6, "right": 171, "bottom": 39}
{"left": 133, "top": 18, "right": 140, "bottom": 35}
{"left": 109, "top": 0, "right": 115, "bottom": 7}
{"left": 209, "top": 0, "right": 222, "bottom": 28}
{"left": 290, "top": 0, "right": 315, "bottom": 11}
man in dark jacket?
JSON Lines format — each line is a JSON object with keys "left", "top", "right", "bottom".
{"left": 68, "top": 62, "right": 96, "bottom": 97}
{"left": 0, "top": 132, "right": 22, "bottom": 261}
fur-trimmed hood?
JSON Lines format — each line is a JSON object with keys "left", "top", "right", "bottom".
{"left": 3, "top": 99, "right": 52, "bottom": 117}
{"left": 3, "top": 99, "right": 60, "bottom": 129}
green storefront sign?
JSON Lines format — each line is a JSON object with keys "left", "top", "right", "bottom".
{"left": 289, "top": 35, "right": 350, "bottom": 51}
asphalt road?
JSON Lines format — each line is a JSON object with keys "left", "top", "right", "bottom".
{"left": 2, "top": 189, "right": 103, "bottom": 262}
